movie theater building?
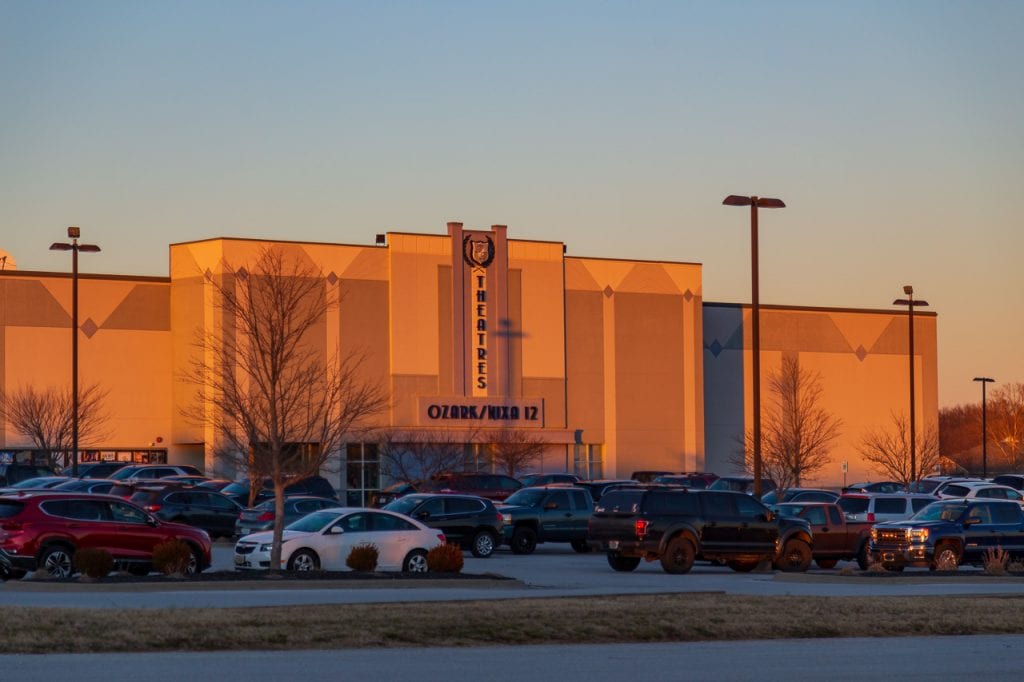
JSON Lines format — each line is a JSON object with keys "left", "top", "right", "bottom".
{"left": 0, "top": 223, "right": 937, "bottom": 500}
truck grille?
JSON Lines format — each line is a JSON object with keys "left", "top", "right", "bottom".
{"left": 235, "top": 544, "right": 256, "bottom": 555}
{"left": 876, "top": 528, "right": 907, "bottom": 544}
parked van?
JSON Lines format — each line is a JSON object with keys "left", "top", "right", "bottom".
{"left": 838, "top": 493, "right": 937, "bottom": 523}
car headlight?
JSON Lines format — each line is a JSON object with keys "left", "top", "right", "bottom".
{"left": 870, "top": 528, "right": 878, "bottom": 543}
{"left": 909, "top": 528, "right": 929, "bottom": 542}
{"left": 259, "top": 543, "right": 273, "bottom": 552}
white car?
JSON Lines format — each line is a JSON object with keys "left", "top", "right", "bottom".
{"left": 936, "top": 482, "right": 1024, "bottom": 506}
{"left": 233, "top": 507, "right": 446, "bottom": 572}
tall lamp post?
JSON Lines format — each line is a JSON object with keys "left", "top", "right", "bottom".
{"left": 50, "top": 227, "right": 101, "bottom": 477}
{"left": 973, "top": 377, "right": 995, "bottom": 478}
{"left": 893, "top": 285, "right": 928, "bottom": 484}
{"left": 723, "top": 195, "right": 786, "bottom": 498}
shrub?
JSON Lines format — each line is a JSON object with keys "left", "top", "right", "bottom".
{"left": 346, "top": 543, "right": 379, "bottom": 572}
{"left": 152, "top": 539, "right": 193, "bottom": 576}
{"left": 427, "top": 542, "right": 464, "bottom": 573}
{"left": 983, "top": 546, "right": 1009, "bottom": 576}
{"left": 837, "top": 565, "right": 858, "bottom": 577}
{"left": 73, "top": 548, "right": 114, "bottom": 579}
{"left": 1007, "top": 560, "right": 1024, "bottom": 573}
{"left": 865, "top": 561, "right": 889, "bottom": 574}
{"left": 933, "top": 552, "right": 959, "bottom": 572}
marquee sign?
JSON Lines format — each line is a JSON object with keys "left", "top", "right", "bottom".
{"left": 419, "top": 397, "right": 545, "bottom": 428}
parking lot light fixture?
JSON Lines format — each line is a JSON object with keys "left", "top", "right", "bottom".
{"left": 893, "top": 286, "right": 928, "bottom": 484}
{"left": 50, "top": 226, "right": 101, "bottom": 477}
{"left": 722, "top": 195, "right": 786, "bottom": 499}
{"left": 973, "top": 377, "right": 995, "bottom": 478}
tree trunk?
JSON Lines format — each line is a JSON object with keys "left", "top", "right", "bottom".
{"left": 269, "top": 480, "right": 286, "bottom": 574}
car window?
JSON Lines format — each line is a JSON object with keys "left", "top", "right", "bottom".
{"left": 596, "top": 490, "right": 644, "bottom": 513}
{"left": 545, "top": 491, "right": 570, "bottom": 510}
{"left": 873, "top": 498, "right": 906, "bottom": 514}
{"left": 992, "top": 503, "right": 1021, "bottom": 524}
{"left": 370, "top": 512, "right": 417, "bottom": 531}
{"left": 966, "top": 504, "right": 993, "bottom": 524}
{"left": 110, "top": 501, "right": 148, "bottom": 523}
{"left": 165, "top": 492, "right": 189, "bottom": 504}
{"left": 839, "top": 497, "right": 869, "bottom": 515}
{"left": 702, "top": 493, "right": 737, "bottom": 517}
{"left": 499, "top": 477, "right": 521, "bottom": 491}
{"left": 0, "top": 501, "right": 24, "bottom": 518}
{"left": 734, "top": 494, "right": 768, "bottom": 519}
{"left": 293, "top": 500, "right": 317, "bottom": 514}
{"left": 799, "top": 492, "right": 836, "bottom": 502}
{"left": 569, "top": 490, "right": 589, "bottom": 510}
{"left": 64, "top": 499, "right": 111, "bottom": 521}
{"left": 446, "top": 498, "right": 483, "bottom": 514}
{"left": 802, "top": 506, "right": 828, "bottom": 525}
{"left": 943, "top": 485, "right": 970, "bottom": 497}
{"left": 976, "top": 488, "right": 1001, "bottom": 499}
{"left": 828, "top": 506, "right": 844, "bottom": 525}
{"left": 208, "top": 494, "right": 236, "bottom": 510}
{"left": 418, "top": 497, "right": 445, "bottom": 516}
{"left": 339, "top": 513, "right": 369, "bottom": 533}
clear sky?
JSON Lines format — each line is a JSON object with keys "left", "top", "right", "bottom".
{"left": 2, "top": 1, "right": 1021, "bottom": 407}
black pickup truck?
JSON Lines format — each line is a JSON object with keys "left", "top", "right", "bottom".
{"left": 773, "top": 502, "right": 873, "bottom": 569}
{"left": 499, "top": 485, "right": 594, "bottom": 554}
{"left": 869, "top": 498, "right": 1024, "bottom": 570}
{"left": 588, "top": 487, "right": 813, "bottom": 574}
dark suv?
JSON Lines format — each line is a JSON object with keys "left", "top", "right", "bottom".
{"left": 384, "top": 493, "right": 503, "bottom": 558}
{"left": 0, "top": 463, "right": 59, "bottom": 487}
{"left": 588, "top": 488, "right": 813, "bottom": 574}
{"left": 129, "top": 488, "right": 242, "bottom": 539}
{"left": 498, "top": 485, "right": 594, "bottom": 554}
{"left": 0, "top": 492, "right": 212, "bottom": 580}
{"left": 219, "top": 475, "right": 338, "bottom": 506}
{"left": 422, "top": 472, "right": 522, "bottom": 501}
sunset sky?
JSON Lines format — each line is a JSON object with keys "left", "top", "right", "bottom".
{"left": 2, "top": 1, "right": 1021, "bottom": 407}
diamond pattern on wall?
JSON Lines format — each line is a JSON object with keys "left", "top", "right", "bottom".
{"left": 683, "top": 289, "right": 694, "bottom": 302}
{"left": 80, "top": 318, "right": 98, "bottom": 339}
{"left": 855, "top": 344, "right": 868, "bottom": 361}
{"left": 327, "top": 272, "right": 338, "bottom": 285}
{"left": 603, "top": 285, "right": 614, "bottom": 298}
{"left": 236, "top": 267, "right": 248, "bottom": 279}
{"left": 707, "top": 339, "right": 723, "bottom": 357}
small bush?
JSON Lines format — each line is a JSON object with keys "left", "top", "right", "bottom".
{"left": 152, "top": 539, "right": 193, "bottom": 576}
{"left": 427, "top": 542, "right": 464, "bottom": 573}
{"left": 983, "top": 546, "right": 1009, "bottom": 576}
{"left": 1007, "top": 560, "right": 1024, "bottom": 573}
{"left": 346, "top": 543, "right": 379, "bottom": 572}
{"left": 933, "top": 552, "right": 959, "bottom": 572}
{"left": 837, "top": 565, "right": 858, "bottom": 577}
{"left": 866, "top": 561, "right": 889, "bottom": 574}
{"left": 73, "top": 548, "right": 114, "bottom": 579}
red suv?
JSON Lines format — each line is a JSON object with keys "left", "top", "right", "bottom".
{"left": 0, "top": 492, "right": 212, "bottom": 580}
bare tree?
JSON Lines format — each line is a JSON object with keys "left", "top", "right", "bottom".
{"left": 0, "top": 384, "right": 110, "bottom": 469}
{"left": 733, "top": 355, "right": 843, "bottom": 491}
{"left": 377, "top": 428, "right": 477, "bottom": 483}
{"left": 858, "top": 412, "right": 940, "bottom": 485}
{"left": 183, "top": 247, "right": 387, "bottom": 571}
{"left": 488, "top": 428, "right": 547, "bottom": 478}
{"left": 990, "top": 382, "right": 1024, "bottom": 471}
{"left": 939, "top": 403, "right": 982, "bottom": 474}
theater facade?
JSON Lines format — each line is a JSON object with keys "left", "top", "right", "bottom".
{"left": 0, "top": 223, "right": 938, "bottom": 502}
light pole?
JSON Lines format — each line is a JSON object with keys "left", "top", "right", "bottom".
{"left": 723, "top": 195, "right": 786, "bottom": 498}
{"left": 893, "top": 285, "right": 928, "bottom": 484}
{"left": 50, "top": 227, "right": 101, "bottom": 477}
{"left": 973, "top": 377, "right": 995, "bottom": 478}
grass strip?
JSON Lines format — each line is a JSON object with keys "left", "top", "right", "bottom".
{"left": 5, "top": 593, "right": 1024, "bottom": 654}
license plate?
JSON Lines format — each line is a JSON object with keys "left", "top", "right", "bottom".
{"left": 608, "top": 540, "right": 620, "bottom": 550}
{"left": 234, "top": 555, "right": 247, "bottom": 566}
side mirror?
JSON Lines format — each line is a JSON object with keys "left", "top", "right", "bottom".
{"left": 328, "top": 526, "right": 344, "bottom": 534}
{"left": 761, "top": 512, "right": 774, "bottom": 522}
{"left": 146, "top": 516, "right": 159, "bottom": 527}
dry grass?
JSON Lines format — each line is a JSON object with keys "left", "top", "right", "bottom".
{"left": 3, "top": 593, "right": 1024, "bottom": 654}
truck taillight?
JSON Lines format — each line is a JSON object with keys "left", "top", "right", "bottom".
{"left": 144, "top": 504, "right": 162, "bottom": 513}
{"left": 635, "top": 519, "right": 649, "bottom": 539}
{"left": 866, "top": 512, "right": 875, "bottom": 522}
{"left": 437, "top": 533, "right": 447, "bottom": 544}
{"left": 257, "top": 512, "right": 275, "bottom": 521}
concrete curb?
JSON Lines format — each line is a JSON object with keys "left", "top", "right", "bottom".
{"left": 2, "top": 576, "right": 525, "bottom": 593}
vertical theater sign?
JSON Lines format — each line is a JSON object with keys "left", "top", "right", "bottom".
{"left": 418, "top": 223, "right": 544, "bottom": 428}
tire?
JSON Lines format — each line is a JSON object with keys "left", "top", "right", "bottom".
{"left": 815, "top": 558, "right": 839, "bottom": 570}
{"left": 570, "top": 539, "right": 593, "bottom": 554}
{"left": 727, "top": 559, "right": 759, "bottom": 572}
{"left": 857, "top": 542, "right": 870, "bottom": 570}
{"left": 402, "top": 549, "right": 429, "bottom": 573}
{"left": 287, "top": 549, "right": 321, "bottom": 572}
{"left": 607, "top": 552, "right": 641, "bottom": 572}
{"left": 510, "top": 526, "right": 538, "bottom": 555}
{"left": 660, "top": 536, "right": 696, "bottom": 574}
{"left": 775, "top": 539, "right": 812, "bottom": 572}
{"left": 470, "top": 530, "right": 497, "bottom": 558}
{"left": 40, "top": 544, "right": 75, "bottom": 578}
{"left": 931, "top": 542, "right": 961, "bottom": 571}
{"left": 183, "top": 544, "right": 203, "bottom": 575}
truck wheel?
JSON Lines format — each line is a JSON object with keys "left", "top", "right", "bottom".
{"left": 511, "top": 527, "right": 537, "bottom": 555}
{"left": 931, "top": 542, "right": 961, "bottom": 571}
{"left": 607, "top": 551, "right": 641, "bottom": 572}
{"left": 815, "top": 558, "right": 838, "bottom": 569}
{"left": 775, "top": 539, "right": 812, "bottom": 572}
{"left": 660, "top": 536, "right": 695, "bottom": 574}
{"left": 570, "top": 539, "right": 592, "bottom": 554}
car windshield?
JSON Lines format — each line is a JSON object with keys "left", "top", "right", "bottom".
{"left": 285, "top": 510, "right": 342, "bottom": 533}
{"left": 912, "top": 501, "right": 967, "bottom": 522}
{"left": 382, "top": 496, "right": 427, "bottom": 515}
{"left": 708, "top": 478, "right": 747, "bottom": 492}
{"left": 503, "top": 489, "right": 546, "bottom": 507}
{"left": 8, "top": 477, "right": 56, "bottom": 489}
{"left": 108, "top": 467, "right": 140, "bottom": 480}
{"left": 772, "top": 504, "right": 806, "bottom": 518}
{"left": 221, "top": 482, "right": 250, "bottom": 495}
{"left": 518, "top": 475, "right": 542, "bottom": 487}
